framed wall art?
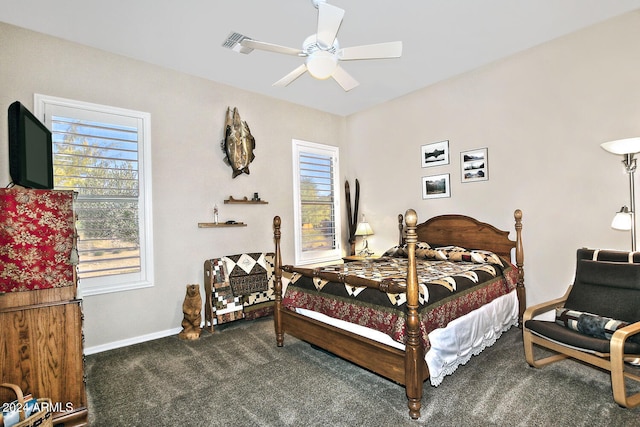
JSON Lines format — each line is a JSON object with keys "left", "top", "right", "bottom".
{"left": 422, "top": 174, "right": 450, "bottom": 199}
{"left": 460, "top": 148, "right": 488, "bottom": 183}
{"left": 421, "top": 140, "right": 449, "bottom": 168}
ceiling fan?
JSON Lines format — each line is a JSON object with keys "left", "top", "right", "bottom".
{"left": 223, "top": 0, "right": 402, "bottom": 91}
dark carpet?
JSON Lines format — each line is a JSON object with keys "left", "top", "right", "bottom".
{"left": 85, "top": 317, "right": 639, "bottom": 426}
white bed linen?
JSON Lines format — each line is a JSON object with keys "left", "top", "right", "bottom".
{"left": 295, "top": 289, "right": 518, "bottom": 386}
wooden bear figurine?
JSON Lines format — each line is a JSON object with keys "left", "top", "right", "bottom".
{"left": 178, "top": 284, "right": 202, "bottom": 340}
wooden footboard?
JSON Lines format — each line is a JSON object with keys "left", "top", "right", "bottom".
{"left": 273, "top": 210, "right": 426, "bottom": 419}
{"left": 272, "top": 209, "right": 525, "bottom": 419}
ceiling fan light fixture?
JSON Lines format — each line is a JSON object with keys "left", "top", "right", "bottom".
{"left": 225, "top": 1, "right": 401, "bottom": 91}
{"left": 306, "top": 51, "right": 337, "bottom": 80}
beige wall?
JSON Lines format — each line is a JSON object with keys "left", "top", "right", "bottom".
{"left": 2, "top": 9, "right": 640, "bottom": 351}
{"left": 345, "top": 10, "right": 640, "bottom": 309}
{"left": 0, "top": 22, "right": 345, "bottom": 351}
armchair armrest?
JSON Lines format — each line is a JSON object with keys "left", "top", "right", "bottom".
{"left": 611, "top": 320, "right": 640, "bottom": 351}
{"left": 523, "top": 286, "right": 572, "bottom": 323}
{"left": 610, "top": 320, "right": 640, "bottom": 407}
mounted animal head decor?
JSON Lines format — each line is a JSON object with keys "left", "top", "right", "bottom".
{"left": 221, "top": 107, "right": 256, "bottom": 178}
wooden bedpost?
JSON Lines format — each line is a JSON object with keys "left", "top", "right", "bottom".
{"left": 514, "top": 209, "right": 525, "bottom": 327}
{"left": 398, "top": 213, "right": 404, "bottom": 245}
{"left": 273, "top": 216, "right": 284, "bottom": 347}
{"left": 403, "top": 209, "right": 423, "bottom": 420}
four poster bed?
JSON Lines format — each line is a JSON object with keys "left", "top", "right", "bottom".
{"left": 271, "top": 209, "right": 524, "bottom": 419}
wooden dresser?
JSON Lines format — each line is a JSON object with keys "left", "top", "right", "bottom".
{"left": 0, "top": 188, "right": 88, "bottom": 426}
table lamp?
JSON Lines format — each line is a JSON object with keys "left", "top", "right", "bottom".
{"left": 355, "top": 215, "right": 374, "bottom": 256}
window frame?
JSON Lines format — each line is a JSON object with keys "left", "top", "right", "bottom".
{"left": 291, "top": 139, "right": 342, "bottom": 265}
{"left": 35, "top": 94, "right": 154, "bottom": 296}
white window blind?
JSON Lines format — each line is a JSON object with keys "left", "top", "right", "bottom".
{"left": 35, "top": 95, "right": 154, "bottom": 296}
{"left": 52, "top": 115, "right": 140, "bottom": 278}
{"left": 292, "top": 139, "right": 341, "bottom": 264}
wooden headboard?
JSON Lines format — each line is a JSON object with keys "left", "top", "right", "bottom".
{"left": 399, "top": 210, "right": 523, "bottom": 261}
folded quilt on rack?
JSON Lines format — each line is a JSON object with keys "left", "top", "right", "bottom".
{"left": 208, "top": 253, "right": 275, "bottom": 325}
{"left": 222, "top": 253, "right": 270, "bottom": 296}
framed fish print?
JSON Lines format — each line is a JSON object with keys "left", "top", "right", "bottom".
{"left": 460, "top": 148, "right": 488, "bottom": 183}
{"left": 421, "top": 140, "right": 449, "bottom": 168}
{"left": 422, "top": 174, "right": 450, "bottom": 199}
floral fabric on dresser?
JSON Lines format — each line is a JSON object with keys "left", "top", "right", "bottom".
{"left": 0, "top": 188, "right": 76, "bottom": 292}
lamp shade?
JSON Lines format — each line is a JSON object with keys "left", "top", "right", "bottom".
{"left": 600, "top": 137, "right": 640, "bottom": 155}
{"left": 355, "top": 221, "right": 373, "bottom": 237}
{"left": 612, "top": 207, "right": 633, "bottom": 231}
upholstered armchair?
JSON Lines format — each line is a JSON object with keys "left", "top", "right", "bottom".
{"left": 523, "top": 248, "right": 640, "bottom": 408}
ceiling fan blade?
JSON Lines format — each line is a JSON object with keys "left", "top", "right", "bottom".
{"left": 331, "top": 65, "right": 359, "bottom": 91}
{"left": 316, "top": 3, "right": 344, "bottom": 49}
{"left": 273, "top": 64, "right": 308, "bottom": 87}
{"left": 338, "top": 41, "right": 403, "bottom": 60}
{"left": 240, "top": 39, "right": 304, "bottom": 56}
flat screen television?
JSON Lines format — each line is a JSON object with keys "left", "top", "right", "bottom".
{"left": 8, "top": 101, "right": 54, "bottom": 189}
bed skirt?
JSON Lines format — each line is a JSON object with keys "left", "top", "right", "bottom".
{"left": 295, "top": 289, "right": 518, "bottom": 386}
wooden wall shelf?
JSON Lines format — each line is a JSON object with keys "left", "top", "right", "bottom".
{"left": 224, "top": 196, "right": 268, "bottom": 204}
{"left": 198, "top": 222, "right": 247, "bottom": 228}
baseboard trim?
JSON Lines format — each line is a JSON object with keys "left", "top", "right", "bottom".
{"left": 84, "top": 327, "right": 182, "bottom": 355}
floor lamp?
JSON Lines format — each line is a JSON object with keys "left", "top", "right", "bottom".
{"left": 601, "top": 137, "right": 640, "bottom": 251}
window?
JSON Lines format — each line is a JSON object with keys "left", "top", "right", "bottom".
{"left": 291, "top": 139, "right": 341, "bottom": 265}
{"left": 35, "top": 94, "right": 153, "bottom": 296}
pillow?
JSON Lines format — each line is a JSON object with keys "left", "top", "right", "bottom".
{"left": 384, "top": 243, "right": 503, "bottom": 266}
{"left": 383, "top": 241, "right": 431, "bottom": 258}
{"left": 555, "top": 307, "right": 640, "bottom": 344}
{"left": 418, "top": 245, "right": 504, "bottom": 266}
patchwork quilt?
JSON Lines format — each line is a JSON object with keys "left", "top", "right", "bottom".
{"left": 208, "top": 253, "right": 275, "bottom": 325}
{"left": 222, "top": 253, "right": 270, "bottom": 296}
{"left": 283, "top": 247, "right": 518, "bottom": 352}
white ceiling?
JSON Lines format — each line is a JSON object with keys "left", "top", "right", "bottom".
{"left": 2, "top": 0, "right": 640, "bottom": 116}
